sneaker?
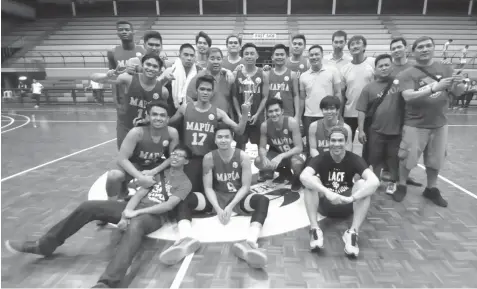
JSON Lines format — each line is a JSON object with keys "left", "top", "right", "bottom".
{"left": 5, "top": 240, "right": 49, "bottom": 256}
{"left": 392, "top": 184, "right": 407, "bottom": 202}
{"left": 232, "top": 241, "right": 267, "bottom": 269}
{"left": 159, "top": 237, "right": 201, "bottom": 265}
{"left": 290, "top": 177, "right": 302, "bottom": 192}
{"left": 257, "top": 171, "right": 273, "bottom": 183}
{"left": 385, "top": 182, "right": 397, "bottom": 195}
{"left": 406, "top": 177, "right": 422, "bottom": 187}
{"left": 342, "top": 229, "right": 359, "bottom": 257}
{"left": 423, "top": 187, "right": 448, "bottom": 207}
{"left": 309, "top": 228, "right": 324, "bottom": 250}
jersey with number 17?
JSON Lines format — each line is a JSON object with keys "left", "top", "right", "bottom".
{"left": 183, "top": 103, "right": 218, "bottom": 157}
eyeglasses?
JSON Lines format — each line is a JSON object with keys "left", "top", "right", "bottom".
{"left": 171, "top": 152, "right": 187, "bottom": 158}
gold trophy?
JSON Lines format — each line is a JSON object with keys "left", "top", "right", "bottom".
{"left": 242, "top": 76, "right": 254, "bottom": 120}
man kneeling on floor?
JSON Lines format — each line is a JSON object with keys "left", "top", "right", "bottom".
{"left": 159, "top": 123, "right": 270, "bottom": 268}
{"left": 300, "top": 126, "right": 379, "bottom": 258}
{"left": 6, "top": 145, "right": 193, "bottom": 288}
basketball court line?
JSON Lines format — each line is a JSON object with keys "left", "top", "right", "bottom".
{"left": 1, "top": 115, "right": 15, "bottom": 129}
{"left": 0, "top": 119, "right": 116, "bottom": 123}
{"left": 1, "top": 113, "right": 31, "bottom": 134}
{"left": 1, "top": 109, "right": 117, "bottom": 113}
{"left": 1, "top": 138, "right": 116, "bottom": 182}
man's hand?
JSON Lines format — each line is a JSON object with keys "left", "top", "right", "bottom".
{"left": 137, "top": 175, "right": 155, "bottom": 188}
{"left": 122, "top": 209, "right": 139, "bottom": 219}
{"left": 117, "top": 218, "right": 129, "bottom": 230}
{"left": 234, "top": 64, "right": 244, "bottom": 73}
{"left": 218, "top": 206, "right": 233, "bottom": 225}
{"left": 270, "top": 154, "right": 284, "bottom": 170}
{"left": 326, "top": 191, "right": 354, "bottom": 205}
{"left": 358, "top": 131, "right": 367, "bottom": 144}
{"left": 249, "top": 114, "right": 259, "bottom": 125}
{"left": 141, "top": 169, "right": 156, "bottom": 176}
{"left": 262, "top": 65, "right": 271, "bottom": 71}
{"left": 162, "top": 67, "right": 176, "bottom": 82}
{"left": 432, "top": 77, "right": 455, "bottom": 92}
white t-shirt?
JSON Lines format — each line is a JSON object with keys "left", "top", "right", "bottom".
{"left": 31, "top": 82, "right": 43, "bottom": 94}
{"left": 340, "top": 57, "right": 375, "bottom": 118}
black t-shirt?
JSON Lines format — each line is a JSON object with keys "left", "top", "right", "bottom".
{"left": 307, "top": 151, "right": 368, "bottom": 195}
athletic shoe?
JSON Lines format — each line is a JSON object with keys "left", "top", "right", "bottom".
{"left": 392, "top": 184, "right": 407, "bottom": 202}
{"left": 406, "top": 177, "right": 422, "bottom": 187}
{"left": 232, "top": 241, "right": 268, "bottom": 269}
{"left": 5, "top": 240, "right": 49, "bottom": 257}
{"left": 309, "top": 228, "right": 324, "bottom": 250}
{"left": 159, "top": 237, "right": 201, "bottom": 265}
{"left": 423, "top": 187, "right": 448, "bottom": 207}
{"left": 257, "top": 171, "right": 273, "bottom": 183}
{"left": 290, "top": 178, "right": 302, "bottom": 192}
{"left": 272, "top": 168, "right": 292, "bottom": 184}
{"left": 342, "top": 229, "right": 359, "bottom": 258}
{"left": 385, "top": 182, "right": 397, "bottom": 195}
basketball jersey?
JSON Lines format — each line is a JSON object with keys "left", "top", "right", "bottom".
{"left": 286, "top": 57, "right": 308, "bottom": 80}
{"left": 183, "top": 102, "right": 218, "bottom": 157}
{"left": 269, "top": 68, "right": 294, "bottom": 117}
{"left": 235, "top": 68, "right": 264, "bottom": 118}
{"left": 222, "top": 56, "right": 243, "bottom": 71}
{"left": 129, "top": 126, "right": 171, "bottom": 168}
{"left": 314, "top": 118, "right": 345, "bottom": 155}
{"left": 112, "top": 45, "right": 146, "bottom": 107}
{"left": 212, "top": 149, "right": 242, "bottom": 194}
{"left": 267, "top": 116, "right": 295, "bottom": 153}
{"left": 119, "top": 74, "right": 164, "bottom": 130}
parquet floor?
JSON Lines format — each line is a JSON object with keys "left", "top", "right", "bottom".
{"left": 1, "top": 104, "right": 477, "bottom": 288}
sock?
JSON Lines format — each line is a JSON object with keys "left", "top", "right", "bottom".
{"left": 177, "top": 220, "right": 192, "bottom": 243}
{"left": 246, "top": 223, "right": 262, "bottom": 248}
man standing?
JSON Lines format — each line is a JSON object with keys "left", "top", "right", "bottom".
{"left": 268, "top": 44, "right": 300, "bottom": 119}
{"left": 233, "top": 43, "right": 270, "bottom": 150}
{"left": 395, "top": 36, "right": 461, "bottom": 206}
{"left": 300, "top": 126, "right": 379, "bottom": 258}
{"left": 323, "top": 30, "right": 352, "bottom": 71}
{"left": 195, "top": 31, "right": 212, "bottom": 69}
{"left": 106, "top": 102, "right": 179, "bottom": 200}
{"left": 255, "top": 98, "right": 305, "bottom": 191}
{"left": 340, "top": 35, "right": 375, "bottom": 142}
{"left": 31, "top": 79, "right": 43, "bottom": 108}
{"left": 299, "top": 45, "right": 341, "bottom": 150}
{"left": 160, "top": 124, "right": 271, "bottom": 269}
{"left": 442, "top": 39, "right": 453, "bottom": 60}
{"left": 186, "top": 47, "right": 235, "bottom": 115}
{"left": 222, "top": 34, "right": 243, "bottom": 71}
{"left": 356, "top": 54, "right": 403, "bottom": 194}
{"left": 6, "top": 144, "right": 193, "bottom": 288}
{"left": 286, "top": 34, "right": 309, "bottom": 80}
{"left": 91, "top": 53, "right": 168, "bottom": 149}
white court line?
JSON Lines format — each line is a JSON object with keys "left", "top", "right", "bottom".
{"left": 1, "top": 120, "right": 115, "bottom": 123}
{"left": 1, "top": 113, "right": 31, "bottom": 134}
{"left": 1, "top": 138, "right": 116, "bottom": 182}
{"left": 416, "top": 164, "right": 477, "bottom": 200}
{"left": 1, "top": 109, "right": 117, "bottom": 113}
{"left": 1, "top": 115, "right": 15, "bottom": 129}
{"left": 170, "top": 253, "right": 194, "bottom": 289}
{"left": 447, "top": 125, "right": 477, "bottom": 127}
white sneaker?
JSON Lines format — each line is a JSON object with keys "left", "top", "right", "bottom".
{"left": 309, "top": 228, "right": 324, "bottom": 250}
{"left": 342, "top": 229, "right": 359, "bottom": 257}
{"left": 386, "top": 182, "right": 397, "bottom": 195}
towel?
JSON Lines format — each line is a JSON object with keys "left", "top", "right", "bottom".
{"left": 171, "top": 58, "right": 198, "bottom": 108}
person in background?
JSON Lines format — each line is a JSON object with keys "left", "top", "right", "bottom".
{"left": 31, "top": 79, "right": 43, "bottom": 108}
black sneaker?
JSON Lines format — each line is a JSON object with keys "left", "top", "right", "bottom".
{"left": 273, "top": 168, "right": 292, "bottom": 184}
{"left": 392, "top": 184, "right": 407, "bottom": 202}
{"left": 5, "top": 240, "right": 49, "bottom": 256}
{"left": 423, "top": 187, "right": 448, "bottom": 207}
{"left": 290, "top": 177, "right": 302, "bottom": 192}
{"left": 257, "top": 171, "right": 273, "bottom": 183}
{"left": 406, "top": 177, "right": 423, "bottom": 187}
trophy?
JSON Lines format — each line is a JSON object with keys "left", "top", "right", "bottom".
{"left": 242, "top": 76, "right": 254, "bottom": 119}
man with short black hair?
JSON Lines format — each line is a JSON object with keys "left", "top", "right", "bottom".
{"left": 223, "top": 34, "right": 243, "bottom": 71}
{"left": 286, "top": 34, "right": 309, "bottom": 79}
{"left": 324, "top": 30, "right": 352, "bottom": 71}
{"left": 195, "top": 31, "right": 212, "bottom": 69}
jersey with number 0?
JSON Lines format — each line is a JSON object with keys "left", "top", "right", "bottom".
{"left": 119, "top": 74, "right": 164, "bottom": 130}
{"left": 183, "top": 103, "right": 218, "bottom": 156}
{"left": 129, "top": 126, "right": 171, "bottom": 168}
{"left": 266, "top": 116, "right": 295, "bottom": 153}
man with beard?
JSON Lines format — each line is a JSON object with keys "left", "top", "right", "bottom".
{"left": 91, "top": 53, "right": 168, "bottom": 150}
{"left": 5, "top": 105, "right": 190, "bottom": 289}
{"left": 268, "top": 44, "right": 300, "bottom": 119}
{"left": 186, "top": 47, "right": 235, "bottom": 115}
{"left": 308, "top": 95, "right": 352, "bottom": 156}
{"left": 394, "top": 36, "right": 462, "bottom": 206}
{"left": 301, "top": 126, "right": 379, "bottom": 258}
{"left": 255, "top": 98, "right": 305, "bottom": 191}
{"left": 324, "top": 30, "right": 352, "bottom": 72}
{"left": 340, "top": 35, "right": 375, "bottom": 144}
{"left": 196, "top": 31, "right": 212, "bottom": 69}
{"left": 222, "top": 34, "right": 243, "bottom": 71}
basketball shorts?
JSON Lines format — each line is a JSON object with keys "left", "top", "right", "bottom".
{"left": 318, "top": 188, "right": 353, "bottom": 218}
{"left": 260, "top": 150, "right": 306, "bottom": 170}
{"left": 183, "top": 156, "right": 205, "bottom": 193}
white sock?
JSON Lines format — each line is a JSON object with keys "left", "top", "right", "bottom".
{"left": 246, "top": 224, "right": 261, "bottom": 248}
{"left": 177, "top": 220, "right": 192, "bottom": 240}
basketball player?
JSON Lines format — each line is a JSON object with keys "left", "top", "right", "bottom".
{"left": 91, "top": 53, "right": 168, "bottom": 149}
{"left": 255, "top": 98, "right": 305, "bottom": 191}
{"left": 126, "top": 31, "right": 172, "bottom": 74}
{"left": 308, "top": 95, "right": 352, "bottom": 157}
{"left": 268, "top": 44, "right": 300, "bottom": 119}
{"left": 106, "top": 101, "right": 179, "bottom": 201}
{"left": 286, "top": 34, "right": 309, "bottom": 79}
{"left": 301, "top": 126, "right": 379, "bottom": 258}
{"left": 168, "top": 75, "right": 250, "bottom": 194}
{"left": 233, "top": 42, "right": 270, "bottom": 150}
{"left": 108, "top": 21, "right": 146, "bottom": 108}
{"left": 5, "top": 145, "right": 192, "bottom": 289}
{"left": 160, "top": 124, "right": 270, "bottom": 269}
{"left": 222, "top": 34, "right": 243, "bottom": 71}
{"left": 196, "top": 31, "right": 212, "bottom": 69}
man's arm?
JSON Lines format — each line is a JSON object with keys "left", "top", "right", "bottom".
{"left": 226, "top": 152, "right": 252, "bottom": 208}
{"left": 168, "top": 102, "right": 186, "bottom": 126}
{"left": 352, "top": 168, "right": 379, "bottom": 200}
{"left": 308, "top": 121, "right": 319, "bottom": 157}
{"left": 332, "top": 67, "right": 343, "bottom": 104}
{"left": 258, "top": 121, "right": 269, "bottom": 161}
{"left": 202, "top": 153, "right": 222, "bottom": 212}
{"left": 291, "top": 71, "right": 301, "bottom": 124}
{"left": 134, "top": 195, "right": 182, "bottom": 216}
{"left": 217, "top": 107, "right": 248, "bottom": 135}
{"left": 186, "top": 75, "right": 198, "bottom": 102}
{"left": 254, "top": 72, "right": 269, "bottom": 118}
{"left": 90, "top": 69, "right": 131, "bottom": 85}
{"left": 298, "top": 75, "right": 306, "bottom": 124}
{"left": 124, "top": 186, "right": 150, "bottom": 211}
{"left": 107, "top": 48, "right": 116, "bottom": 70}
{"left": 278, "top": 117, "right": 303, "bottom": 159}
{"left": 300, "top": 166, "right": 334, "bottom": 197}
{"left": 150, "top": 127, "right": 179, "bottom": 175}
{"left": 344, "top": 123, "right": 353, "bottom": 151}
{"left": 117, "top": 127, "right": 145, "bottom": 180}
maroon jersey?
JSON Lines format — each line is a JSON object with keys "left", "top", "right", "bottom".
{"left": 266, "top": 116, "right": 296, "bottom": 153}
{"left": 129, "top": 126, "right": 171, "bottom": 168}
{"left": 183, "top": 103, "right": 218, "bottom": 157}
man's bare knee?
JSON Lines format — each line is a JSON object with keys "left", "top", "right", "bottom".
{"left": 352, "top": 179, "right": 366, "bottom": 194}
{"left": 107, "top": 169, "right": 126, "bottom": 183}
